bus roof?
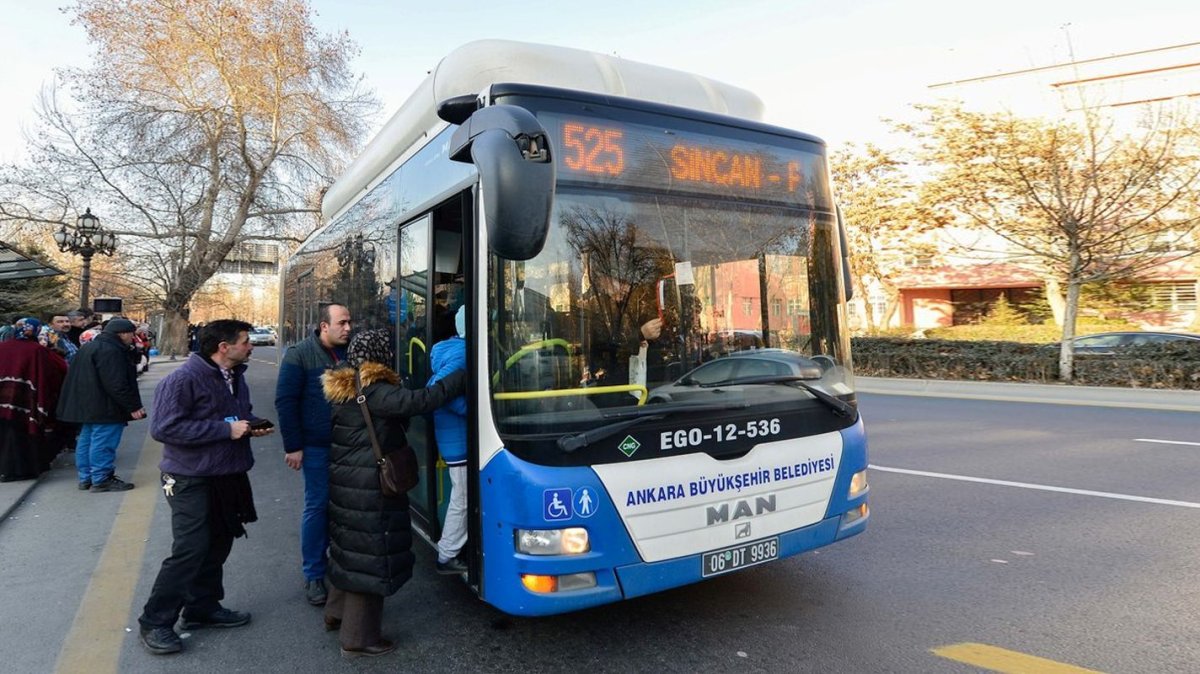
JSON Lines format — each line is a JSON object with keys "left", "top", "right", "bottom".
{"left": 321, "top": 40, "right": 766, "bottom": 222}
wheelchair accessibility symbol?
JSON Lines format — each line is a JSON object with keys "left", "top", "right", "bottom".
{"left": 543, "top": 488, "right": 573, "bottom": 521}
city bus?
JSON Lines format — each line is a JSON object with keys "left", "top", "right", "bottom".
{"left": 280, "top": 40, "right": 869, "bottom": 616}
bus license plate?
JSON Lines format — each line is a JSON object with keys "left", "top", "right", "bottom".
{"left": 702, "top": 537, "right": 779, "bottom": 577}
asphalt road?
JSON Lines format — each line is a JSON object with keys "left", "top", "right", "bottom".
{"left": 1, "top": 348, "right": 1197, "bottom": 673}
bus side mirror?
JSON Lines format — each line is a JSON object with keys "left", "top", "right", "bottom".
{"left": 448, "top": 104, "right": 555, "bottom": 261}
{"left": 836, "top": 205, "right": 854, "bottom": 302}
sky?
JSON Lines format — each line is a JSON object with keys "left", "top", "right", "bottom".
{"left": 1, "top": 0, "right": 1199, "bottom": 164}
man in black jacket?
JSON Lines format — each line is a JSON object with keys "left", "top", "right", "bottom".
{"left": 56, "top": 318, "right": 146, "bottom": 491}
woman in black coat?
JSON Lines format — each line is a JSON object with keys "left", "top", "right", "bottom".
{"left": 321, "top": 329, "right": 465, "bottom": 658}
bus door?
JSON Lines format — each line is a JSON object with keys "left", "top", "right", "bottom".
{"left": 397, "top": 214, "right": 433, "bottom": 535}
{"left": 400, "top": 194, "right": 471, "bottom": 550}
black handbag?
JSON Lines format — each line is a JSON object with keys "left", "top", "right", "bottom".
{"left": 355, "top": 370, "right": 419, "bottom": 496}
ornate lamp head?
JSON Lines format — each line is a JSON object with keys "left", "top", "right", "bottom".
{"left": 76, "top": 208, "right": 100, "bottom": 236}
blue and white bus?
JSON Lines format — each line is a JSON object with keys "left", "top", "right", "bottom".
{"left": 281, "top": 40, "right": 869, "bottom": 616}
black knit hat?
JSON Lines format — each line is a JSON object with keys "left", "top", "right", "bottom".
{"left": 347, "top": 329, "right": 394, "bottom": 368}
{"left": 103, "top": 318, "right": 137, "bottom": 334}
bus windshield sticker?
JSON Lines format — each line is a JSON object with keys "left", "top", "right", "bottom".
{"left": 574, "top": 488, "right": 597, "bottom": 518}
{"left": 543, "top": 488, "right": 573, "bottom": 521}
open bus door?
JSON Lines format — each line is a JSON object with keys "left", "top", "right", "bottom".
{"left": 398, "top": 193, "right": 475, "bottom": 583}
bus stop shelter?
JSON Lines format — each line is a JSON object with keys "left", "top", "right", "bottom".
{"left": 0, "top": 241, "right": 64, "bottom": 281}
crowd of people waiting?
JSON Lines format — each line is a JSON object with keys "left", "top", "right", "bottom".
{"left": 1, "top": 305, "right": 468, "bottom": 660}
{"left": 0, "top": 310, "right": 155, "bottom": 483}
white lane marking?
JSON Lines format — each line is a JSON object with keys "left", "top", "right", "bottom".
{"left": 250, "top": 357, "right": 277, "bottom": 366}
{"left": 869, "top": 464, "right": 1200, "bottom": 509}
{"left": 1134, "top": 438, "right": 1200, "bottom": 447}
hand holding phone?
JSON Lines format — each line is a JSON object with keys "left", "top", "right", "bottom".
{"left": 249, "top": 418, "right": 275, "bottom": 430}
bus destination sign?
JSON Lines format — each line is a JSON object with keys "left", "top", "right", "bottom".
{"left": 545, "top": 114, "right": 826, "bottom": 206}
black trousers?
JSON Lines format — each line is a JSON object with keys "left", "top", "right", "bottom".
{"left": 139, "top": 474, "right": 235, "bottom": 629}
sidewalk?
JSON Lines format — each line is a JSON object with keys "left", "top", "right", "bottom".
{"left": 0, "top": 356, "right": 180, "bottom": 528}
{"left": 857, "top": 376, "right": 1200, "bottom": 413}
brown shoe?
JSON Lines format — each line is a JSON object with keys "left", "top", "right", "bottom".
{"left": 341, "top": 639, "right": 395, "bottom": 659}
{"left": 323, "top": 616, "right": 341, "bottom": 632}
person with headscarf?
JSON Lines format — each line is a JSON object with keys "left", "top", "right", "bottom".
{"left": 320, "top": 329, "right": 466, "bottom": 658}
{"left": 0, "top": 318, "right": 69, "bottom": 481}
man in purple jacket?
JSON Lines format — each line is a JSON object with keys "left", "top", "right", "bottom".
{"left": 136, "top": 319, "right": 274, "bottom": 656}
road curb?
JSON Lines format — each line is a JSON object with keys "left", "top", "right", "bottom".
{"left": 857, "top": 376, "right": 1200, "bottom": 412}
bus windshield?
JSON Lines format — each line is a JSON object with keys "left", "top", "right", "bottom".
{"left": 488, "top": 113, "right": 856, "bottom": 464}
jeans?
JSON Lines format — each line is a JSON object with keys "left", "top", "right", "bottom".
{"left": 139, "top": 474, "right": 235, "bottom": 628}
{"left": 301, "top": 445, "right": 330, "bottom": 581}
{"left": 75, "top": 423, "right": 126, "bottom": 485}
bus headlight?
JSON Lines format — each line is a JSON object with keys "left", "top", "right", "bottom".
{"left": 516, "top": 527, "right": 591, "bottom": 555}
{"left": 848, "top": 469, "right": 868, "bottom": 498}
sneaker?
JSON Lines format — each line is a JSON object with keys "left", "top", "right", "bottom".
{"left": 78, "top": 480, "right": 91, "bottom": 491}
{"left": 91, "top": 476, "right": 134, "bottom": 492}
{"left": 139, "top": 626, "right": 183, "bottom": 655}
{"left": 179, "top": 607, "right": 251, "bottom": 630}
{"left": 436, "top": 556, "right": 468, "bottom": 575}
{"left": 305, "top": 578, "right": 327, "bottom": 606}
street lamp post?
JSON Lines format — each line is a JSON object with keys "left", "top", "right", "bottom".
{"left": 53, "top": 208, "right": 117, "bottom": 310}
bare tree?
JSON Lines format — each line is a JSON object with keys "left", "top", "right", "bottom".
{"left": 0, "top": 0, "right": 376, "bottom": 353}
{"left": 904, "top": 102, "right": 1200, "bottom": 380}
{"left": 830, "top": 143, "right": 929, "bottom": 332}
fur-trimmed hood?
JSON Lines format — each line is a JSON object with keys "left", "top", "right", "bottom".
{"left": 322, "top": 361, "right": 401, "bottom": 404}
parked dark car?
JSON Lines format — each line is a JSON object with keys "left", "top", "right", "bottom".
{"left": 1059, "top": 331, "right": 1200, "bottom": 355}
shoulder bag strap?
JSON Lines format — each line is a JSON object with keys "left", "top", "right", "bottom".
{"left": 354, "top": 369, "right": 386, "bottom": 466}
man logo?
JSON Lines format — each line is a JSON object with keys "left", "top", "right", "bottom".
{"left": 735, "top": 522, "right": 751, "bottom": 539}
{"left": 706, "top": 495, "right": 776, "bottom": 525}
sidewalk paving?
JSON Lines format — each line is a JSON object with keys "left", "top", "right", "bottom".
{"left": 5, "top": 371, "right": 1193, "bottom": 530}
{"left": 856, "top": 376, "right": 1200, "bottom": 413}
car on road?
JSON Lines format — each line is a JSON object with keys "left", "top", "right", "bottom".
{"left": 646, "top": 349, "right": 843, "bottom": 405}
{"left": 248, "top": 327, "right": 276, "bottom": 346}
{"left": 1058, "top": 331, "right": 1200, "bottom": 355}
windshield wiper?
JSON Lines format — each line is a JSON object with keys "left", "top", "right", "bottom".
{"left": 557, "top": 402, "right": 749, "bottom": 453}
{"left": 698, "top": 375, "right": 856, "bottom": 418}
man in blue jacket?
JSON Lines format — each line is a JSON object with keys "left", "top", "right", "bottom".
{"left": 430, "top": 305, "right": 469, "bottom": 574}
{"left": 137, "top": 319, "right": 273, "bottom": 655}
{"left": 275, "top": 303, "right": 351, "bottom": 606}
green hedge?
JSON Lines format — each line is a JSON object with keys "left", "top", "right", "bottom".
{"left": 851, "top": 337, "right": 1200, "bottom": 390}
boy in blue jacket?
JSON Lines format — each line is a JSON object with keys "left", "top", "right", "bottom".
{"left": 429, "top": 305, "right": 469, "bottom": 574}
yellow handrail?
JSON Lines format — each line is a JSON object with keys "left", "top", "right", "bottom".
{"left": 493, "top": 384, "right": 647, "bottom": 406}
{"left": 408, "top": 337, "right": 426, "bottom": 375}
{"left": 491, "top": 338, "right": 574, "bottom": 386}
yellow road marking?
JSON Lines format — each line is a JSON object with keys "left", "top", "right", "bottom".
{"left": 54, "top": 431, "right": 162, "bottom": 674}
{"left": 933, "top": 643, "right": 1105, "bottom": 674}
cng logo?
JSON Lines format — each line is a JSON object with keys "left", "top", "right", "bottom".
{"left": 617, "top": 435, "right": 641, "bottom": 457}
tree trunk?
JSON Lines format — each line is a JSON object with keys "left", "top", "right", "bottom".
{"left": 1044, "top": 277, "right": 1066, "bottom": 326}
{"left": 883, "top": 288, "right": 901, "bottom": 329}
{"left": 160, "top": 306, "right": 191, "bottom": 357}
{"left": 1058, "top": 279, "right": 1082, "bottom": 382}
